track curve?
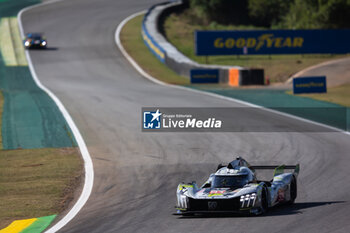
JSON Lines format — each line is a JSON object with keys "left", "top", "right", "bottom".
{"left": 21, "top": 0, "right": 350, "bottom": 232}
{"left": 293, "top": 57, "right": 350, "bottom": 87}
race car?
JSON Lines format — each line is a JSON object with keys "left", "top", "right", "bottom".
{"left": 23, "top": 33, "right": 47, "bottom": 49}
{"left": 175, "top": 157, "right": 299, "bottom": 216}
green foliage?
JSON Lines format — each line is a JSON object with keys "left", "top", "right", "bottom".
{"left": 248, "top": 0, "right": 292, "bottom": 27}
{"left": 190, "top": 0, "right": 250, "bottom": 25}
{"left": 278, "top": 0, "right": 350, "bottom": 29}
{"left": 325, "top": 0, "right": 350, "bottom": 28}
{"left": 189, "top": 0, "right": 350, "bottom": 29}
{"left": 279, "top": 0, "right": 322, "bottom": 29}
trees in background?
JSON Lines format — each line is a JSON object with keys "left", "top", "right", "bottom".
{"left": 189, "top": 0, "right": 250, "bottom": 25}
{"left": 189, "top": 0, "right": 350, "bottom": 29}
{"left": 248, "top": 0, "right": 292, "bottom": 27}
{"left": 278, "top": 0, "right": 350, "bottom": 29}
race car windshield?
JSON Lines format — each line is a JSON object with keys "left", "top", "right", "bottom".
{"left": 27, "top": 34, "right": 42, "bottom": 40}
{"left": 212, "top": 175, "right": 248, "bottom": 189}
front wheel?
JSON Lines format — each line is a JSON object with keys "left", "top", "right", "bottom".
{"left": 252, "top": 187, "right": 268, "bottom": 216}
{"left": 260, "top": 187, "right": 268, "bottom": 214}
{"left": 288, "top": 176, "right": 297, "bottom": 204}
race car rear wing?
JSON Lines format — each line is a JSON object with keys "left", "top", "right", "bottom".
{"left": 250, "top": 164, "right": 300, "bottom": 177}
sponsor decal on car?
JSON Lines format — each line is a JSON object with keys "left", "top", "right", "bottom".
{"left": 208, "top": 190, "right": 225, "bottom": 197}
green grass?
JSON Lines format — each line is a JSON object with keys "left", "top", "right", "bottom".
{"left": 121, "top": 14, "right": 189, "bottom": 85}
{"left": 288, "top": 84, "right": 350, "bottom": 107}
{"left": 0, "top": 1, "right": 84, "bottom": 231}
{"left": 0, "top": 147, "right": 83, "bottom": 229}
{"left": 163, "top": 11, "right": 349, "bottom": 83}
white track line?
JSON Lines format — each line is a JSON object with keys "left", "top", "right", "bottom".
{"left": 18, "top": 2, "right": 94, "bottom": 233}
{"left": 286, "top": 57, "right": 350, "bottom": 84}
{"left": 115, "top": 12, "right": 350, "bottom": 136}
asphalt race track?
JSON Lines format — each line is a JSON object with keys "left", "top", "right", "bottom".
{"left": 295, "top": 57, "right": 350, "bottom": 87}
{"left": 21, "top": 0, "right": 350, "bottom": 232}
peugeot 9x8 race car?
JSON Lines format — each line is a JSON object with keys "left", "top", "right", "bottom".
{"left": 175, "top": 157, "right": 299, "bottom": 215}
{"left": 23, "top": 33, "right": 47, "bottom": 49}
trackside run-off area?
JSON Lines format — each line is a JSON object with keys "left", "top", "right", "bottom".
{"left": 0, "top": 0, "right": 83, "bottom": 231}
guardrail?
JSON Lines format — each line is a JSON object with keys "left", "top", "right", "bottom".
{"left": 142, "top": 4, "right": 166, "bottom": 63}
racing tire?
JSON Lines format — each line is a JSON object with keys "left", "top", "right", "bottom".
{"left": 253, "top": 186, "right": 268, "bottom": 216}
{"left": 260, "top": 187, "right": 268, "bottom": 214}
{"left": 287, "top": 176, "right": 297, "bottom": 205}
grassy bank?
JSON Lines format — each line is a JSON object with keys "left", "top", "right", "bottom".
{"left": 163, "top": 11, "right": 349, "bottom": 83}
{"left": 0, "top": 10, "right": 84, "bottom": 230}
{"left": 121, "top": 14, "right": 189, "bottom": 85}
{"left": 0, "top": 147, "right": 83, "bottom": 229}
{"left": 289, "top": 84, "right": 350, "bottom": 107}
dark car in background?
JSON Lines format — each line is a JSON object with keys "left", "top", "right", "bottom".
{"left": 23, "top": 33, "right": 47, "bottom": 49}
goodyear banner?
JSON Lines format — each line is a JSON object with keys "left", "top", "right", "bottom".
{"left": 293, "top": 76, "right": 327, "bottom": 94}
{"left": 190, "top": 69, "right": 219, "bottom": 83}
{"left": 195, "top": 30, "right": 350, "bottom": 55}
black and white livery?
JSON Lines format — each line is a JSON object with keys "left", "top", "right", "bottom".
{"left": 23, "top": 33, "right": 47, "bottom": 49}
{"left": 175, "top": 157, "right": 299, "bottom": 215}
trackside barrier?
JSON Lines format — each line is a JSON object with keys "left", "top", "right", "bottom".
{"left": 229, "top": 68, "right": 265, "bottom": 86}
{"left": 190, "top": 69, "right": 219, "bottom": 83}
{"left": 142, "top": 4, "right": 166, "bottom": 63}
{"left": 142, "top": 1, "right": 264, "bottom": 85}
{"left": 229, "top": 68, "right": 240, "bottom": 86}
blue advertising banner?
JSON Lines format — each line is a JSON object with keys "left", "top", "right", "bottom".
{"left": 293, "top": 76, "right": 327, "bottom": 94}
{"left": 195, "top": 30, "right": 350, "bottom": 55}
{"left": 190, "top": 69, "right": 219, "bottom": 83}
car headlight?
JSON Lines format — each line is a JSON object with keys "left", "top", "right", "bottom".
{"left": 240, "top": 193, "right": 257, "bottom": 208}
{"left": 24, "top": 41, "right": 30, "bottom": 46}
{"left": 41, "top": 41, "right": 47, "bottom": 46}
{"left": 178, "top": 194, "right": 188, "bottom": 209}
